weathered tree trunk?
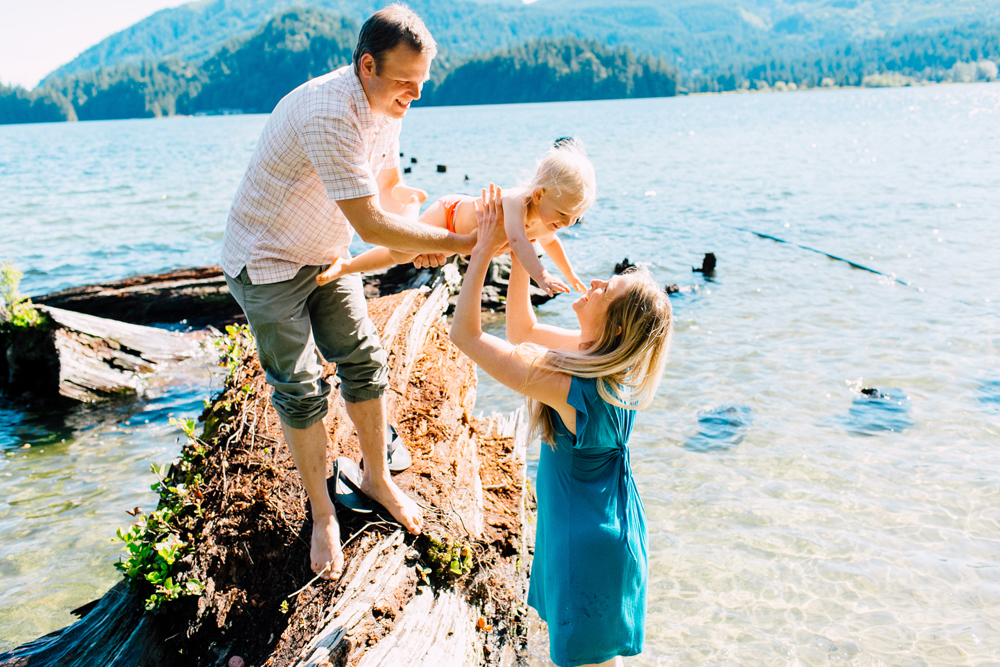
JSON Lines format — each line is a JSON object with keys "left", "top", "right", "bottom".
{"left": 0, "top": 274, "right": 534, "bottom": 667}
{"left": 33, "top": 266, "right": 241, "bottom": 328}
{"left": 29, "top": 257, "right": 553, "bottom": 330}
{"left": 1, "top": 305, "right": 203, "bottom": 405}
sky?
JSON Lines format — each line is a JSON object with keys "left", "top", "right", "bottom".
{"left": 0, "top": 0, "right": 191, "bottom": 89}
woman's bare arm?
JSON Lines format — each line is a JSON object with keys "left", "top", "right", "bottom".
{"left": 505, "top": 255, "right": 584, "bottom": 352}
{"left": 450, "top": 187, "right": 575, "bottom": 427}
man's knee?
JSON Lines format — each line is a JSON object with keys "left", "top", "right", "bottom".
{"left": 270, "top": 378, "right": 332, "bottom": 428}
{"left": 337, "top": 344, "right": 389, "bottom": 403}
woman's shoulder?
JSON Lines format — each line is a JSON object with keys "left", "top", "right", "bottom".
{"left": 568, "top": 376, "right": 634, "bottom": 449}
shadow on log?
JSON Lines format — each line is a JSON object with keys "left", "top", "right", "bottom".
{"left": 0, "top": 273, "right": 534, "bottom": 666}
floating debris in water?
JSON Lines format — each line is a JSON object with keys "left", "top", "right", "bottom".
{"left": 437, "top": 165, "right": 447, "bottom": 173}
{"left": 684, "top": 405, "right": 753, "bottom": 452}
{"left": 410, "top": 157, "right": 418, "bottom": 164}
{"left": 403, "top": 167, "right": 412, "bottom": 174}
{"left": 844, "top": 386, "right": 912, "bottom": 435}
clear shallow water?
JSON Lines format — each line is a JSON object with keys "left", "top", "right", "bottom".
{"left": 2, "top": 84, "right": 999, "bottom": 662}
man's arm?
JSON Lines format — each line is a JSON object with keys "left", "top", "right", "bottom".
{"left": 337, "top": 195, "right": 475, "bottom": 256}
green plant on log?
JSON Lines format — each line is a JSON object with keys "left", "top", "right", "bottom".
{"left": 422, "top": 533, "right": 474, "bottom": 585}
{"left": 215, "top": 323, "right": 254, "bottom": 376}
{"left": 0, "top": 262, "right": 42, "bottom": 330}
{"left": 115, "top": 416, "right": 209, "bottom": 610}
{"left": 205, "top": 323, "right": 256, "bottom": 415}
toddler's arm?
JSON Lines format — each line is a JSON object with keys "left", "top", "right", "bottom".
{"left": 538, "top": 235, "right": 586, "bottom": 293}
{"left": 503, "top": 201, "right": 569, "bottom": 296}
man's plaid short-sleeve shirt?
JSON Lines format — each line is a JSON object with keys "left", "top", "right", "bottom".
{"left": 222, "top": 66, "right": 401, "bottom": 284}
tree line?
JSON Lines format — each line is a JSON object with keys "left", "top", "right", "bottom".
{"left": 2, "top": 8, "right": 998, "bottom": 125}
{"left": 1, "top": 7, "right": 677, "bottom": 125}
{"left": 690, "top": 21, "right": 1000, "bottom": 93}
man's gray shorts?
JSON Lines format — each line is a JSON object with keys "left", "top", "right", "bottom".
{"left": 225, "top": 265, "right": 388, "bottom": 430}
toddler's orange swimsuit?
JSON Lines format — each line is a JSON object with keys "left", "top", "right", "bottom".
{"left": 437, "top": 195, "right": 466, "bottom": 233}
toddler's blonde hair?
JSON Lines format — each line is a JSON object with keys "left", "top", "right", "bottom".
{"left": 522, "top": 138, "right": 597, "bottom": 217}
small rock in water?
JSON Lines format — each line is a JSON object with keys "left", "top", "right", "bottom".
{"left": 664, "top": 283, "right": 680, "bottom": 294}
{"left": 685, "top": 405, "right": 753, "bottom": 452}
{"left": 436, "top": 164, "right": 447, "bottom": 173}
{"left": 845, "top": 387, "right": 912, "bottom": 435}
{"left": 693, "top": 252, "right": 716, "bottom": 276}
{"left": 410, "top": 157, "right": 418, "bottom": 164}
{"left": 614, "top": 257, "right": 637, "bottom": 275}
{"left": 228, "top": 657, "right": 245, "bottom": 667}
{"left": 403, "top": 166, "right": 412, "bottom": 174}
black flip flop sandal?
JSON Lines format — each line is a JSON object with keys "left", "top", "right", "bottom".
{"left": 386, "top": 424, "right": 412, "bottom": 473}
{"left": 359, "top": 424, "right": 413, "bottom": 474}
{"left": 333, "top": 456, "right": 374, "bottom": 514}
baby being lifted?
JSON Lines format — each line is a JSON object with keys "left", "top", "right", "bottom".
{"left": 317, "top": 140, "right": 597, "bottom": 295}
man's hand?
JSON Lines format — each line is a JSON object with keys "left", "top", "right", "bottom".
{"left": 412, "top": 253, "right": 449, "bottom": 269}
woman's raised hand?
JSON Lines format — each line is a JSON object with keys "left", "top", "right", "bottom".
{"left": 473, "top": 183, "right": 506, "bottom": 257}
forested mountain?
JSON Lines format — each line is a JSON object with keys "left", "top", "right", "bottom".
{"left": 2, "top": 4, "right": 998, "bottom": 126}
{"left": 42, "top": 0, "right": 1000, "bottom": 85}
{"left": 422, "top": 40, "right": 679, "bottom": 106}
{"left": 692, "top": 20, "right": 1000, "bottom": 92}
{"left": 0, "top": 8, "right": 678, "bottom": 124}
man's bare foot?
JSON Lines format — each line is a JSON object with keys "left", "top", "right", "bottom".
{"left": 360, "top": 475, "right": 423, "bottom": 535}
{"left": 311, "top": 512, "right": 344, "bottom": 579}
{"left": 316, "top": 258, "right": 346, "bottom": 286}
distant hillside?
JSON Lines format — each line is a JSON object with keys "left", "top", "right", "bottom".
{"left": 43, "top": 0, "right": 1000, "bottom": 85}
{"left": 3, "top": 8, "right": 679, "bottom": 125}
{"left": 421, "top": 39, "right": 679, "bottom": 106}
{"left": 691, "top": 20, "right": 1000, "bottom": 92}
{"left": 4, "top": 5, "right": 998, "bottom": 126}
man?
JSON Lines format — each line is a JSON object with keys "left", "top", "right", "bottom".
{"left": 221, "top": 5, "right": 475, "bottom": 579}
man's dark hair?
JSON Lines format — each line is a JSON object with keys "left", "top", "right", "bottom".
{"left": 353, "top": 4, "right": 437, "bottom": 76}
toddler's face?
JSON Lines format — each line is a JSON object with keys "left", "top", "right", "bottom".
{"left": 534, "top": 188, "right": 582, "bottom": 232}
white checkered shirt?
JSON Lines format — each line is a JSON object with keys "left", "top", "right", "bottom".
{"left": 221, "top": 66, "right": 401, "bottom": 284}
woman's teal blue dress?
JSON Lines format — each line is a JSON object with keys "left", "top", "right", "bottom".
{"left": 527, "top": 376, "right": 647, "bottom": 667}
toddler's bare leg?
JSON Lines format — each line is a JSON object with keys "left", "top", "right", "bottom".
{"left": 317, "top": 248, "right": 398, "bottom": 286}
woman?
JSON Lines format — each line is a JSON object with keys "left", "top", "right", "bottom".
{"left": 450, "top": 185, "right": 673, "bottom": 667}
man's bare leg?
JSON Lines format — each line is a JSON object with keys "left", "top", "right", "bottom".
{"left": 345, "top": 396, "right": 423, "bottom": 534}
{"left": 280, "top": 420, "right": 344, "bottom": 579}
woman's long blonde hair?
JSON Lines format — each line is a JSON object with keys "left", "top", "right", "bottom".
{"left": 521, "top": 267, "right": 673, "bottom": 445}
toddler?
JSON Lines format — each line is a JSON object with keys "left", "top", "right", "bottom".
{"left": 317, "top": 141, "right": 597, "bottom": 295}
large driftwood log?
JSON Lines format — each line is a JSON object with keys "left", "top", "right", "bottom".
{"left": 30, "top": 257, "right": 553, "bottom": 330}
{"left": 0, "top": 273, "right": 534, "bottom": 667}
{"left": 33, "top": 266, "right": 240, "bottom": 328}
{"left": 1, "top": 305, "right": 203, "bottom": 404}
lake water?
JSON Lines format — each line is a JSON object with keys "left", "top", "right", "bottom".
{"left": 2, "top": 84, "right": 999, "bottom": 664}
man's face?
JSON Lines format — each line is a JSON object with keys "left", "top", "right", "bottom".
{"left": 359, "top": 44, "right": 432, "bottom": 119}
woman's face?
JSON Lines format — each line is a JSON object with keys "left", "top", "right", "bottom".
{"left": 572, "top": 273, "right": 631, "bottom": 331}
{"left": 532, "top": 188, "right": 581, "bottom": 232}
